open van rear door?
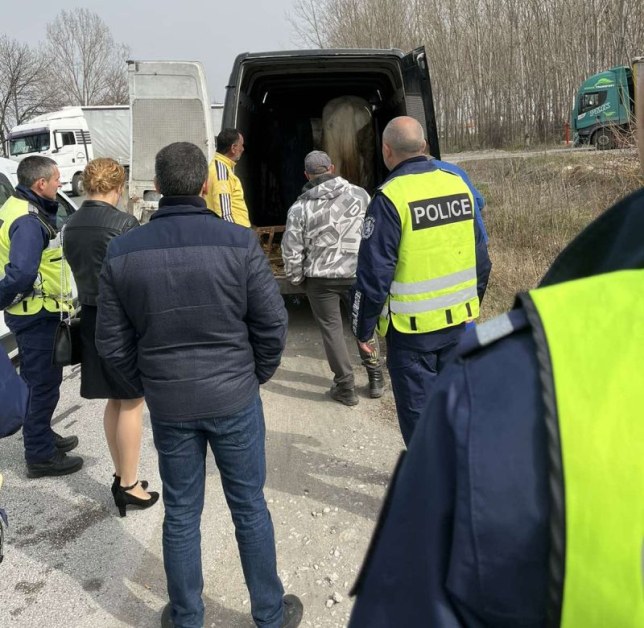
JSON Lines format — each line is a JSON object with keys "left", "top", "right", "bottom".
{"left": 402, "top": 46, "right": 441, "bottom": 160}
{"left": 127, "top": 61, "right": 214, "bottom": 222}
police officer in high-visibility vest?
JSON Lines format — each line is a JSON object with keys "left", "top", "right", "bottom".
{"left": 348, "top": 81, "right": 644, "bottom": 627}
{"left": 351, "top": 116, "right": 491, "bottom": 445}
{"left": 0, "top": 156, "right": 83, "bottom": 477}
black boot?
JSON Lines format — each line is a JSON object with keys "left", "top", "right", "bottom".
{"left": 330, "top": 384, "right": 359, "bottom": 406}
{"left": 281, "top": 594, "right": 304, "bottom": 628}
{"left": 53, "top": 431, "right": 79, "bottom": 453}
{"left": 367, "top": 368, "right": 385, "bottom": 398}
{"left": 160, "top": 603, "right": 174, "bottom": 627}
{"left": 26, "top": 451, "right": 84, "bottom": 478}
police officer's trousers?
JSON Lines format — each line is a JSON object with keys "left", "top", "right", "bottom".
{"left": 9, "top": 316, "right": 62, "bottom": 463}
{"left": 386, "top": 337, "right": 459, "bottom": 446}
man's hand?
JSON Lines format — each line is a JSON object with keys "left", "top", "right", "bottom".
{"left": 358, "top": 340, "right": 374, "bottom": 354}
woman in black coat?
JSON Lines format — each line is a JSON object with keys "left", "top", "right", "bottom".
{"left": 63, "top": 158, "right": 158, "bottom": 516}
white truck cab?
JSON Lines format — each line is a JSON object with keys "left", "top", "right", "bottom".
{"left": 8, "top": 108, "right": 92, "bottom": 196}
{"left": 7, "top": 106, "right": 130, "bottom": 196}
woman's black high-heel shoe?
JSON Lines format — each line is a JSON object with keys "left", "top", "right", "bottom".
{"left": 114, "top": 480, "right": 159, "bottom": 517}
{"left": 111, "top": 474, "right": 148, "bottom": 496}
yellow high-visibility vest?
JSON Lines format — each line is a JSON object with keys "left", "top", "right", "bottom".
{"left": 0, "top": 196, "right": 73, "bottom": 315}
{"left": 376, "top": 168, "right": 478, "bottom": 336}
{"left": 526, "top": 269, "right": 644, "bottom": 627}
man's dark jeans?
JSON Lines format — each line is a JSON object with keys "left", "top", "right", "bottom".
{"left": 151, "top": 393, "right": 284, "bottom": 628}
{"left": 7, "top": 315, "right": 61, "bottom": 463}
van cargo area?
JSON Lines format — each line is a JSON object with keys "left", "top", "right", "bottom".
{"left": 127, "top": 51, "right": 439, "bottom": 293}
{"left": 227, "top": 50, "right": 437, "bottom": 234}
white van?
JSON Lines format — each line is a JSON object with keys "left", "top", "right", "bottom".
{"left": 0, "top": 157, "right": 77, "bottom": 359}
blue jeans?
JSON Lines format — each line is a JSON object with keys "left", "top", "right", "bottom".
{"left": 386, "top": 339, "right": 460, "bottom": 446}
{"left": 7, "top": 316, "right": 61, "bottom": 463}
{"left": 151, "top": 393, "right": 284, "bottom": 628}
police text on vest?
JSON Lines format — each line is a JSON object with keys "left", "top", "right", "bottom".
{"left": 408, "top": 193, "right": 472, "bottom": 230}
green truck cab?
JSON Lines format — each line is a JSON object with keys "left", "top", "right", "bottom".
{"left": 572, "top": 58, "right": 642, "bottom": 150}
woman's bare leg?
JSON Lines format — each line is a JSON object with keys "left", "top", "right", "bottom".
{"left": 103, "top": 399, "right": 122, "bottom": 476}
{"left": 116, "top": 398, "right": 149, "bottom": 498}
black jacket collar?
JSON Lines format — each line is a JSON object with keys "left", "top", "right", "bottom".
{"left": 79, "top": 199, "right": 118, "bottom": 211}
{"left": 151, "top": 196, "right": 212, "bottom": 220}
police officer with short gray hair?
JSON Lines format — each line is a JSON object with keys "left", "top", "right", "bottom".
{"left": 0, "top": 156, "right": 82, "bottom": 477}
{"left": 351, "top": 116, "right": 491, "bottom": 445}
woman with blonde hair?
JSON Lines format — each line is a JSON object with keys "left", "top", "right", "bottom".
{"left": 63, "top": 158, "right": 158, "bottom": 516}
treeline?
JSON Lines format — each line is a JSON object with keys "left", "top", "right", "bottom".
{"left": 0, "top": 9, "right": 128, "bottom": 154}
{"left": 289, "top": 0, "right": 644, "bottom": 150}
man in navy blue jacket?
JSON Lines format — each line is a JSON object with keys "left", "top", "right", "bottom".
{"left": 96, "top": 143, "right": 302, "bottom": 628}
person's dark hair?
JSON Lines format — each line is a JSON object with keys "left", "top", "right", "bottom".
{"left": 216, "top": 128, "right": 241, "bottom": 154}
{"left": 17, "top": 156, "right": 57, "bottom": 187}
{"left": 155, "top": 142, "right": 208, "bottom": 196}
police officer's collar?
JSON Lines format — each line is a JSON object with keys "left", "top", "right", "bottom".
{"left": 383, "top": 155, "right": 438, "bottom": 183}
{"left": 14, "top": 184, "right": 59, "bottom": 216}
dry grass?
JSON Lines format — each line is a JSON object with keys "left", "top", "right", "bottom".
{"left": 465, "top": 150, "right": 643, "bottom": 319}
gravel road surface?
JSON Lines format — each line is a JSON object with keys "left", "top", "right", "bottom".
{"left": 0, "top": 301, "right": 403, "bottom": 627}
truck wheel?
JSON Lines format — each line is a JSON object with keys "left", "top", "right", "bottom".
{"left": 71, "top": 173, "right": 84, "bottom": 196}
{"left": 593, "top": 128, "right": 615, "bottom": 150}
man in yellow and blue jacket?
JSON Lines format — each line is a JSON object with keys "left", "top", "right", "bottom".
{"left": 204, "top": 128, "right": 251, "bottom": 227}
{"left": 351, "top": 116, "right": 491, "bottom": 445}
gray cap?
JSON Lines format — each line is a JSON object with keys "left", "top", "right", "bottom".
{"left": 304, "top": 150, "right": 332, "bottom": 175}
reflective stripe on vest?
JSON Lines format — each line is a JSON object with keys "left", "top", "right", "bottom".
{"left": 376, "top": 168, "right": 479, "bottom": 335}
{"left": 0, "top": 196, "right": 73, "bottom": 316}
{"left": 524, "top": 270, "right": 644, "bottom": 628}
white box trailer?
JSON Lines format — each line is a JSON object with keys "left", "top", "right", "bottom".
{"left": 127, "top": 60, "right": 216, "bottom": 223}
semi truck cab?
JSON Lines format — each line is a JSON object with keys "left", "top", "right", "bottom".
{"left": 572, "top": 59, "right": 642, "bottom": 149}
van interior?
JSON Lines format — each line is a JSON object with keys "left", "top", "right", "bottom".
{"left": 232, "top": 58, "right": 410, "bottom": 228}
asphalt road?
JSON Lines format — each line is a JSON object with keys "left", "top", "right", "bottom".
{"left": 0, "top": 301, "right": 402, "bottom": 627}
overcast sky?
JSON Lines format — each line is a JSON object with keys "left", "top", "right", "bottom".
{"left": 3, "top": 0, "right": 307, "bottom": 102}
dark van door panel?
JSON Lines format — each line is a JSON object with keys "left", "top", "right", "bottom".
{"left": 402, "top": 46, "right": 441, "bottom": 160}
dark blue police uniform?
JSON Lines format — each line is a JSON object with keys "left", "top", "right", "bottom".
{"left": 348, "top": 186, "right": 644, "bottom": 626}
{"left": 1, "top": 186, "right": 63, "bottom": 464}
{"left": 352, "top": 156, "right": 491, "bottom": 444}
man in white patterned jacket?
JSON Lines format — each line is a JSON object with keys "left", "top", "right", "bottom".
{"left": 282, "top": 150, "right": 384, "bottom": 406}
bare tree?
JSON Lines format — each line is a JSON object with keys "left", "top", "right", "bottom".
{"left": 0, "top": 37, "right": 51, "bottom": 156}
{"left": 45, "top": 9, "right": 129, "bottom": 106}
{"left": 288, "top": 0, "right": 328, "bottom": 47}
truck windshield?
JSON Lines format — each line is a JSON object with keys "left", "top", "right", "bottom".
{"left": 9, "top": 132, "right": 50, "bottom": 156}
